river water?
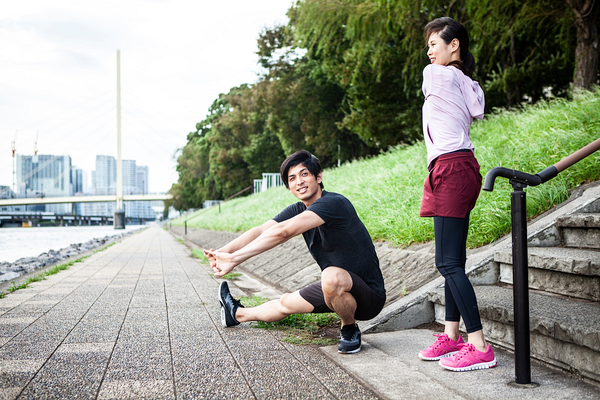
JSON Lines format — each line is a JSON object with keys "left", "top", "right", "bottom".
{"left": 0, "top": 225, "right": 145, "bottom": 263}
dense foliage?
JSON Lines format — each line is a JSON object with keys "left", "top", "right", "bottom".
{"left": 173, "top": 90, "right": 600, "bottom": 248}
{"left": 169, "top": 0, "right": 598, "bottom": 210}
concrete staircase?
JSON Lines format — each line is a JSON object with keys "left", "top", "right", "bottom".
{"left": 430, "top": 208, "right": 600, "bottom": 383}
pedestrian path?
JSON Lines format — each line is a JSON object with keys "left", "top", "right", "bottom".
{"left": 0, "top": 226, "right": 377, "bottom": 399}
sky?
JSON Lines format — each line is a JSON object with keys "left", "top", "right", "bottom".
{"left": 0, "top": 0, "right": 293, "bottom": 194}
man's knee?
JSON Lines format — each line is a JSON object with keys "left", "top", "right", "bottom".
{"left": 278, "top": 292, "right": 313, "bottom": 315}
{"left": 277, "top": 293, "right": 291, "bottom": 311}
{"left": 321, "top": 267, "right": 352, "bottom": 297}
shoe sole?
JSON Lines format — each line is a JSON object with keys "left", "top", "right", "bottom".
{"left": 218, "top": 281, "right": 230, "bottom": 327}
{"left": 418, "top": 351, "right": 457, "bottom": 361}
{"left": 219, "top": 302, "right": 227, "bottom": 327}
{"left": 439, "top": 357, "right": 497, "bottom": 371}
{"left": 338, "top": 345, "right": 361, "bottom": 354}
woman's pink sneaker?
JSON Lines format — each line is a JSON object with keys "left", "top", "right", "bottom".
{"left": 439, "top": 343, "right": 497, "bottom": 371}
{"left": 418, "top": 333, "right": 464, "bottom": 360}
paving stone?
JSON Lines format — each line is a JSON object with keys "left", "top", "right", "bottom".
{"left": 0, "top": 226, "right": 393, "bottom": 399}
{"left": 98, "top": 379, "right": 175, "bottom": 400}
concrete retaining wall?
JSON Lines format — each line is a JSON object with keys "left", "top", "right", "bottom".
{"left": 170, "top": 226, "right": 441, "bottom": 307}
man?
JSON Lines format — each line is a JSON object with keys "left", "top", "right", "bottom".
{"left": 205, "top": 150, "right": 386, "bottom": 354}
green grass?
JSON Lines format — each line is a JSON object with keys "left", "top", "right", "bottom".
{"left": 191, "top": 248, "right": 208, "bottom": 262}
{"left": 176, "top": 238, "right": 185, "bottom": 244}
{"left": 192, "top": 248, "right": 242, "bottom": 279}
{"left": 172, "top": 90, "right": 600, "bottom": 248}
{"left": 218, "top": 272, "right": 243, "bottom": 280}
{"left": 24, "top": 273, "right": 46, "bottom": 285}
{"left": 7, "top": 281, "right": 27, "bottom": 293}
{"left": 94, "top": 242, "right": 116, "bottom": 253}
{"left": 240, "top": 295, "right": 340, "bottom": 345}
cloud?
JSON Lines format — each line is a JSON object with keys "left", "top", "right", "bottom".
{"left": 0, "top": 0, "right": 292, "bottom": 193}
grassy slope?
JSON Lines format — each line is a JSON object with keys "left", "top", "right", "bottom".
{"left": 173, "top": 90, "right": 600, "bottom": 248}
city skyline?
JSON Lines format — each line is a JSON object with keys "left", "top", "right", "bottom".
{"left": 1, "top": 1, "right": 292, "bottom": 193}
{"left": 13, "top": 152, "right": 158, "bottom": 196}
{"left": 13, "top": 152, "right": 156, "bottom": 219}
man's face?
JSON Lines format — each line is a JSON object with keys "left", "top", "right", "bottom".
{"left": 287, "top": 163, "right": 322, "bottom": 204}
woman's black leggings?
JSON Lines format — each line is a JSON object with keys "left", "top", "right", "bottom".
{"left": 434, "top": 214, "right": 483, "bottom": 333}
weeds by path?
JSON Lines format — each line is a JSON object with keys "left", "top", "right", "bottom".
{"left": 241, "top": 295, "right": 340, "bottom": 346}
{"left": 191, "top": 248, "right": 207, "bottom": 261}
{"left": 192, "top": 247, "right": 339, "bottom": 344}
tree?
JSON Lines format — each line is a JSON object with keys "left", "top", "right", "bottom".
{"left": 565, "top": 0, "right": 600, "bottom": 89}
{"left": 169, "top": 85, "right": 286, "bottom": 210}
{"left": 257, "top": 24, "right": 378, "bottom": 164}
{"left": 467, "top": 0, "right": 575, "bottom": 106}
{"left": 171, "top": 0, "right": 597, "bottom": 210}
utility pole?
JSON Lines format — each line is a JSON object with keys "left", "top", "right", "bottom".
{"left": 114, "top": 50, "right": 125, "bottom": 229}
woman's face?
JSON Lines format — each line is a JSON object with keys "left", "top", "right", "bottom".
{"left": 427, "top": 32, "right": 460, "bottom": 66}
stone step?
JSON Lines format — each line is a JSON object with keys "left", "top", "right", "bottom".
{"left": 556, "top": 213, "right": 600, "bottom": 249}
{"left": 429, "top": 285, "right": 600, "bottom": 383}
{"left": 495, "top": 247, "right": 600, "bottom": 301}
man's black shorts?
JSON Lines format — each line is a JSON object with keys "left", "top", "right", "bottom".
{"left": 299, "top": 270, "right": 386, "bottom": 321}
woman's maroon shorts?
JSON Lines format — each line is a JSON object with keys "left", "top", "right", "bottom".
{"left": 420, "top": 151, "right": 482, "bottom": 218}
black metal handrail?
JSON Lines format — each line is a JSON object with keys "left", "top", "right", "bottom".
{"left": 483, "top": 137, "right": 600, "bottom": 386}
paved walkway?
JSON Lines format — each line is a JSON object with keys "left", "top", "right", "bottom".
{"left": 0, "top": 227, "right": 377, "bottom": 399}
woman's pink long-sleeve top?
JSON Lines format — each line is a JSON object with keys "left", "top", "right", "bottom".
{"left": 422, "top": 64, "right": 485, "bottom": 168}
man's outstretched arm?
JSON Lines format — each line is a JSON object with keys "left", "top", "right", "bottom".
{"left": 203, "top": 219, "right": 277, "bottom": 269}
{"left": 206, "top": 210, "right": 324, "bottom": 277}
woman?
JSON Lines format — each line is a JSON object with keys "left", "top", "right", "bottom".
{"left": 417, "top": 17, "right": 497, "bottom": 372}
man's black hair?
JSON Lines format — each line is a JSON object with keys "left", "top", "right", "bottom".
{"left": 280, "top": 150, "right": 324, "bottom": 190}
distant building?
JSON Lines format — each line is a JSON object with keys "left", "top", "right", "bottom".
{"left": 79, "top": 155, "right": 154, "bottom": 221}
{"left": 94, "top": 155, "right": 116, "bottom": 195}
{"left": 82, "top": 155, "right": 117, "bottom": 217}
{"left": 0, "top": 185, "right": 25, "bottom": 212}
{"left": 136, "top": 165, "right": 149, "bottom": 195}
{"left": 16, "top": 154, "right": 72, "bottom": 214}
{"left": 123, "top": 160, "right": 137, "bottom": 195}
{"left": 71, "top": 168, "right": 84, "bottom": 194}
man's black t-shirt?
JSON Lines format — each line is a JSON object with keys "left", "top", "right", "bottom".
{"left": 273, "top": 191, "right": 386, "bottom": 299}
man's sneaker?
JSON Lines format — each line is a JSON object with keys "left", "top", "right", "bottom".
{"left": 439, "top": 343, "right": 497, "bottom": 371}
{"left": 338, "top": 324, "right": 361, "bottom": 354}
{"left": 418, "top": 333, "right": 464, "bottom": 360}
{"left": 218, "top": 281, "right": 244, "bottom": 327}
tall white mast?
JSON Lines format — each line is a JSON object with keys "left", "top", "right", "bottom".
{"left": 114, "top": 50, "right": 125, "bottom": 228}
{"left": 116, "top": 50, "right": 123, "bottom": 211}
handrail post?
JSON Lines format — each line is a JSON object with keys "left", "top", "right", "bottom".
{"left": 483, "top": 137, "right": 600, "bottom": 387}
{"left": 510, "top": 180, "right": 531, "bottom": 384}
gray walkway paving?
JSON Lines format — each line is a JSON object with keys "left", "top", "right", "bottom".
{"left": 0, "top": 226, "right": 377, "bottom": 399}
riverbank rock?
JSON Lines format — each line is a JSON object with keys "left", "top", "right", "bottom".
{"left": 0, "top": 229, "right": 144, "bottom": 283}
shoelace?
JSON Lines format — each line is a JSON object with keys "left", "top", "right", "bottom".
{"left": 453, "top": 342, "right": 474, "bottom": 359}
{"left": 432, "top": 333, "right": 449, "bottom": 348}
{"left": 226, "top": 292, "right": 244, "bottom": 309}
{"left": 231, "top": 297, "right": 244, "bottom": 309}
{"left": 341, "top": 328, "right": 358, "bottom": 341}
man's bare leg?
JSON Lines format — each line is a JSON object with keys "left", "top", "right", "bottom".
{"left": 235, "top": 291, "right": 314, "bottom": 323}
{"left": 321, "top": 266, "right": 356, "bottom": 327}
